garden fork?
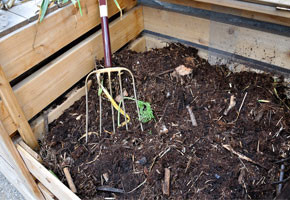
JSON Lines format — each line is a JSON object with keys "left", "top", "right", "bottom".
{"left": 85, "top": 0, "right": 143, "bottom": 142}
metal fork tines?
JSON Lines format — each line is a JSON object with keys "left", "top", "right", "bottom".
{"left": 85, "top": 67, "right": 143, "bottom": 143}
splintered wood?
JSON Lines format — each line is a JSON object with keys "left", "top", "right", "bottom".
{"left": 162, "top": 168, "right": 170, "bottom": 196}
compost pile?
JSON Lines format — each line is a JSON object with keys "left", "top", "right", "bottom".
{"left": 40, "top": 43, "right": 290, "bottom": 199}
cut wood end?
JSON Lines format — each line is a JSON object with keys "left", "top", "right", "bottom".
{"left": 162, "top": 168, "right": 170, "bottom": 196}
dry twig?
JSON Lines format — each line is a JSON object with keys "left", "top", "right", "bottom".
{"left": 222, "top": 144, "right": 266, "bottom": 169}
{"left": 186, "top": 105, "right": 197, "bottom": 127}
{"left": 224, "top": 95, "right": 236, "bottom": 115}
{"left": 162, "top": 168, "right": 170, "bottom": 196}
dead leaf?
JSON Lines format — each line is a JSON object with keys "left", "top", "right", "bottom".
{"left": 175, "top": 65, "right": 192, "bottom": 76}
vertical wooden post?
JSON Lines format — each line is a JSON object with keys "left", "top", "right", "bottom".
{"left": 0, "top": 66, "right": 39, "bottom": 150}
{"left": 0, "top": 121, "right": 44, "bottom": 199}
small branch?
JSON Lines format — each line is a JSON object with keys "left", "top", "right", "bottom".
{"left": 162, "top": 168, "right": 170, "bottom": 196}
{"left": 222, "top": 144, "right": 267, "bottom": 169}
{"left": 127, "top": 179, "right": 147, "bottom": 194}
{"left": 186, "top": 105, "right": 197, "bottom": 127}
{"left": 236, "top": 92, "right": 248, "bottom": 120}
{"left": 63, "top": 167, "right": 77, "bottom": 193}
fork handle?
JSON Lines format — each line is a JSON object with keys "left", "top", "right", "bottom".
{"left": 99, "top": 0, "right": 112, "bottom": 68}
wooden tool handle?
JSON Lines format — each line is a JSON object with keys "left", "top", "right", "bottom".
{"left": 99, "top": 0, "right": 112, "bottom": 68}
{"left": 63, "top": 167, "right": 77, "bottom": 193}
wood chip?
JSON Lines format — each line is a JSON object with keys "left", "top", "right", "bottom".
{"left": 103, "top": 173, "right": 109, "bottom": 182}
{"left": 162, "top": 168, "right": 170, "bottom": 196}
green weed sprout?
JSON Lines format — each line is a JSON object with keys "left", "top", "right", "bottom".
{"left": 117, "top": 97, "right": 154, "bottom": 126}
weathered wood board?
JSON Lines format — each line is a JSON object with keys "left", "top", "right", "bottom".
{"left": 1, "top": 6, "right": 143, "bottom": 137}
{"left": 0, "top": 121, "right": 43, "bottom": 200}
{"left": 143, "top": 6, "right": 290, "bottom": 73}
{"left": 0, "top": 0, "right": 136, "bottom": 82}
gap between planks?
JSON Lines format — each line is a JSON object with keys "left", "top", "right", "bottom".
{"left": 1, "top": 6, "right": 144, "bottom": 137}
{"left": 0, "top": 0, "right": 137, "bottom": 82}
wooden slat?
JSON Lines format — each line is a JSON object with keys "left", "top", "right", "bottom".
{"left": 0, "top": 121, "right": 44, "bottom": 200}
{"left": 0, "top": 0, "right": 136, "bottom": 82}
{"left": 38, "top": 183, "right": 55, "bottom": 200}
{"left": 17, "top": 144, "right": 80, "bottom": 200}
{"left": 18, "top": 140, "right": 43, "bottom": 162}
{"left": 241, "top": 0, "right": 290, "bottom": 7}
{"left": 128, "top": 37, "right": 147, "bottom": 52}
{"left": 155, "top": 0, "right": 290, "bottom": 26}
{"left": 143, "top": 6, "right": 290, "bottom": 70}
{"left": 0, "top": 66, "right": 39, "bottom": 149}
{"left": 2, "top": 6, "right": 144, "bottom": 137}
{"left": 31, "top": 80, "right": 92, "bottom": 140}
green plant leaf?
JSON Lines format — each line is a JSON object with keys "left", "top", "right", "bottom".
{"left": 39, "top": 0, "right": 50, "bottom": 23}
{"left": 77, "top": 0, "right": 82, "bottom": 16}
{"left": 98, "top": 80, "right": 103, "bottom": 96}
{"left": 113, "top": 0, "right": 122, "bottom": 18}
{"left": 258, "top": 99, "right": 270, "bottom": 103}
{"left": 119, "top": 97, "right": 155, "bottom": 124}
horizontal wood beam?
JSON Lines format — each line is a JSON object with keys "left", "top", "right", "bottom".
{"left": 241, "top": 0, "right": 290, "bottom": 8}
{"left": 1, "top": 6, "right": 144, "bottom": 137}
{"left": 31, "top": 81, "right": 92, "bottom": 140}
{"left": 141, "top": 0, "right": 290, "bottom": 26}
{"left": 0, "top": 0, "right": 136, "bottom": 82}
{"left": 143, "top": 6, "right": 290, "bottom": 73}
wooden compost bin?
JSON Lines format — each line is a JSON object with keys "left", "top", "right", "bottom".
{"left": 0, "top": 0, "right": 289, "bottom": 199}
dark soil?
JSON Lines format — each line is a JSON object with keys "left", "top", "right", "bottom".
{"left": 40, "top": 43, "right": 290, "bottom": 199}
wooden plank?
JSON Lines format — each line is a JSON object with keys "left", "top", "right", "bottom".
{"left": 144, "top": 35, "right": 168, "bottom": 50}
{"left": 241, "top": 0, "right": 290, "bottom": 7}
{"left": 155, "top": 0, "right": 290, "bottom": 26}
{"left": 127, "top": 37, "right": 147, "bottom": 52}
{"left": 18, "top": 140, "right": 43, "bottom": 162}
{"left": 143, "top": 6, "right": 290, "bottom": 70}
{"left": 194, "top": 0, "right": 290, "bottom": 18}
{"left": 38, "top": 183, "right": 55, "bottom": 200}
{"left": 0, "top": 120, "right": 44, "bottom": 200}
{"left": 0, "top": 66, "right": 39, "bottom": 149}
{"left": 2, "top": 6, "right": 144, "bottom": 137}
{"left": 0, "top": 0, "right": 136, "bottom": 82}
{"left": 0, "top": 9, "right": 27, "bottom": 37}
{"left": 17, "top": 144, "right": 80, "bottom": 200}
{"left": 31, "top": 80, "right": 92, "bottom": 140}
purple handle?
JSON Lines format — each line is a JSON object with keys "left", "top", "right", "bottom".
{"left": 99, "top": 0, "right": 112, "bottom": 68}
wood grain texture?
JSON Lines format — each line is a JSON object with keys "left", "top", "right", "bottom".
{"left": 2, "top": 6, "right": 144, "bottom": 137}
{"left": 0, "top": 0, "right": 136, "bottom": 82}
{"left": 127, "top": 36, "right": 147, "bottom": 52}
{"left": 0, "top": 66, "right": 39, "bottom": 149}
{"left": 38, "top": 183, "right": 55, "bottom": 200}
{"left": 156, "top": 0, "right": 290, "bottom": 26}
{"left": 31, "top": 80, "right": 92, "bottom": 140}
{"left": 17, "top": 144, "right": 80, "bottom": 200}
{"left": 143, "top": 6, "right": 290, "bottom": 70}
{"left": 241, "top": 0, "right": 290, "bottom": 7}
{"left": 0, "top": 121, "right": 44, "bottom": 200}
